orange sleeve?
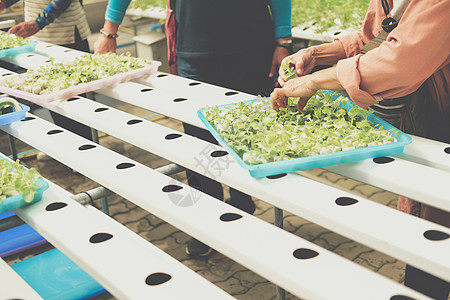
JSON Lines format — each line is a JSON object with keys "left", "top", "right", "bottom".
{"left": 335, "top": 0, "right": 450, "bottom": 108}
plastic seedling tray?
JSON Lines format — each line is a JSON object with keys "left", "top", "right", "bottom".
{"left": 0, "top": 60, "right": 162, "bottom": 104}
{"left": 0, "top": 103, "right": 30, "bottom": 126}
{"left": 0, "top": 177, "right": 49, "bottom": 214}
{"left": 198, "top": 95, "right": 412, "bottom": 178}
{"left": 0, "top": 41, "right": 37, "bottom": 59}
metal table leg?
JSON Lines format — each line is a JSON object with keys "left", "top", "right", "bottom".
{"left": 274, "top": 207, "right": 286, "bottom": 300}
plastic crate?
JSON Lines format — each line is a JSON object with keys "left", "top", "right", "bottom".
{"left": 198, "top": 95, "right": 412, "bottom": 178}
{"left": 0, "top": 41, "right": 37, "bottom": 59}
{"left": 0, "top": 177, "right": 49, "bottom": 214}
{"left": 0, "top": 102, "right": 30, "bottom": 126}
{"left": 0, "top": 60, "right": 162, "bottom": 103}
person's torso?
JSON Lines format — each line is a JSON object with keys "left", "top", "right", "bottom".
{"left": 173, "top": 0, "right": 274, "bottom": 58}
{"left": 25, "top": 0, "right": 91, "bottom": 44}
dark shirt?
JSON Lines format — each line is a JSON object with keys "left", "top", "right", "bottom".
{"left": 173, "top": 0, "right": 275, "bottom": 58}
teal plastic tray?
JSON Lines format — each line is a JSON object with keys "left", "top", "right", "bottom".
{"left": 197, "top": 95, "right": 412, "bottom": 178}
{"left": 12, "top": 248, "right": 105, "bottom": 300}
{"left": 0, "top": 102, "right": 30, "bottom": 126}
{"left": 0, "top": 177, "right": 49, "bottom": 214}
{"left": 0, "top": 41, "right": 37, "bottom": 59}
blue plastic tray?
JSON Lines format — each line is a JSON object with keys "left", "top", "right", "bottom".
{"left": 12, "top": 248, "right": 105, "bottom": 300}
{"left": 0, "top": 223, "right": 47, "bottom": 257}
{"left": 0, "top": 41, "right": 37, "bottom": 59}
{"left": 197, "top": 95, "right": 412, "bottom": 178}
{"left": 0, "top": 102, "right": 30, "bottom": 126}
{"left": 0, "top": 177, "right": 49, "bottom": 214}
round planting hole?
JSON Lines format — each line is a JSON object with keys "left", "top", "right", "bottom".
{"left": 165, "top": 133, "right": 182, "bottom": 140}
{"left": 127, "top": 119, "right": 143, "bottom": 125}
{"left": 225, "top": 91, "right": 238, "bottom": 96}
{"left": 373, "top": 156, "right": 395, "bottom": 164}
{"left": 116, "top": 162, "right": 135, "bottom": 169}
{"left": 293, "top": 248, "right": 319, "bottom": 259}
{"left": 66, "top": 97, "right": 80, "bottom": 102}
{"left": 78, "top": 144, "right": 97, "bottom": 151}
{"left": 173, "top": 98, "right": 188, "bottom": 103}
{"left": 162, "top": 184, "right": 183, "bottom": 192}
{"left": 140, "top": 88, "right": 153, "bottom": 92}
{"left": 220, "top": 213, "right": 243, "bottom": 222}
{"left": 45, "top": 202, "right": 68, "bottom": 211}
{"left": 335, "top": 197, "right": 359, "bottom": 206}
{"left": 145, "top": 272, "right": 172, "bottom": 286}
{"left": 26, "top": 54, "right": 34, "bottom": 57}
{"left": 89, "top": 232, "right": 113, "bottom": 243}
{"left": 157, "top": 74, "right": 168, "bottom": 78}
{"left": 47, "top": 129, "right": 63, "bottom": 135}
{"left": 266, "top": 173, "right": 287, "bottom": 179}
{"left": 94, "top": 107, "right": 109, "bottom": 113}
{"left": 423, "top": 230, "right": 450, "bottom": 241}
{"left": 444, "top": 147, "right": 450, "bottom": 154}
{"left": 390, "top": 296, "right": 416, "bottom": 300}
{"left": 2, "top": 73, "right": 13, "bottom": 76}
{"left": 189, "top": 82, "right": 201, "bottom": 86}
{"left": 22, "top": 117, "right": 36, "bottom": 122}
{"left": 210, "top": 150, "right": 228, "bottom": 158}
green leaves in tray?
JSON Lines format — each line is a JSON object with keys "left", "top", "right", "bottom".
{"left": 0, "top": 159, "right": 42, "bottom": 204}
{"left": 4, "top": 52, "right": 152, "bottom": 95}
{"left": 204, "top": 91, "right": 396, "bottom": 165}
{"left": 0, "top": 31, "right": 31, "bottom": 50}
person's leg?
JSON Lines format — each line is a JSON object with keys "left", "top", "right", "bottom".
{"left": 404, "top": 265, "right": 450, "bottom": 300}
{"left": 177, "top": 57, "right": 225, "bottom": 257}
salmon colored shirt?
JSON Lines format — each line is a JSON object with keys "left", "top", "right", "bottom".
{"left": 335, "top": 0, "right": 450, "bottom": 110}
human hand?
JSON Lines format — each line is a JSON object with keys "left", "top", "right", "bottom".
{"left": 269, "top": 46, "right": 290, "bottom": 86}
{"left": 278, "top": 47, "right": 317, "bottom": 86}
{"left": 93, "top": 35, "right": 117, "bottom": 55}
{"left": 8, "top": 21, "right": 40, "bottom": 38}
{"left": 271, "top": 74, "right": 317, "bottom": 111}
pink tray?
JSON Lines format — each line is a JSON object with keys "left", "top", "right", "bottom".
{"left": 0, "top": 60, "right": 161, "bottom": 104}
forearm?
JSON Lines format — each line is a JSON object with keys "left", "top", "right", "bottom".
{"left": 310, "top": 66, "right": 343, "bottom": 91}
{"left": 35, "top": 0, "right": 73, "bottom": 29}
{"left": 310, "top": 40, "right": 347, "bottom": 66}
{"left": 102, "top": 19, "right": 120, "bottom": 35}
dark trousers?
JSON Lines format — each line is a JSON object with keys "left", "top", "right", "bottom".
{"left": 177, "top": 48, "right": 275, "bottom": 213}
{"left": 404, "top": 265, "right": 450, "bottom": 300}
{"left": 50, "top": 26, "right": 93, "bottom": 141}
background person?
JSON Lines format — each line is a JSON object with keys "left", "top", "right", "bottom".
{"left": 271, "top": 0, "right": 449, "bottom": 299}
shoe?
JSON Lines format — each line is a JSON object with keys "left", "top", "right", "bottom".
{"left": 36, "top": 151, "right": 53, "bottom": 161}
{"left": 185, "top": 238, "right": 213, "bottom": 258}
{"left": 225, "top": 197, "right": 256, "bottom": 215}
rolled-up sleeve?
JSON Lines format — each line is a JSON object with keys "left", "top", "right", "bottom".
{"left": 335, "top": 0, "right": 450, "bottom": 108}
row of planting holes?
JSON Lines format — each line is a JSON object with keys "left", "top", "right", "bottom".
{"left": 18, "top": 91, "right": 450, "bottom": 297}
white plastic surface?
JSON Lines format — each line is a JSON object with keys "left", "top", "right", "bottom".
{"left": 1, "top": 64, "right": 449, "bottom": 282}
{"left": 11, "top": 172, "right": 232, "bottom": 300}
{"left": 395, "top": 135, "right": 450, "bottom": 172}
{"left": 1, "top": 114, "right": 429, "bottom": 300}
{"left": 0, "top": 258, "right": 43, "bottom": 300}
